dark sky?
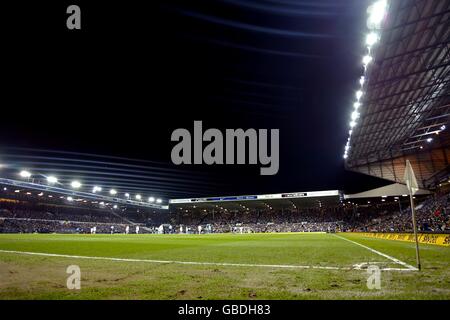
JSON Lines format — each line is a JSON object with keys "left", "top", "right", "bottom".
{"left": 0, "top": 0, "right": 388, "bottom": 199}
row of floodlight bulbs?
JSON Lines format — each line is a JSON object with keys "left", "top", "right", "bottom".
{"left": 4, "top": 187, "right": 121, "bottom": 209}
{"left": 17, "top": 170, "right": 163, "bottom": 204}
{"left": 343, "top": 0, "right": 389, "bottom": 160}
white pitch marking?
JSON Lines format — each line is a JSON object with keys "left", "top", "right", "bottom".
{"left": 0, "top": 249, "right": 415, "bottom": 271}
{"left": 333, "top": 234, "right": 418, "bottom": 271}
{"left": 0, "top": 249, "right": 343, "bottom": 270}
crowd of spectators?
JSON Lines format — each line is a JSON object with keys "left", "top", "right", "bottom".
{"left": 1, "top": 189, "right": 449, "bottom": 234}
{"left": 0, "top": 201, "right": 148, "bottom": 234}
{"left": 352, "top": 193, "right": 450, "bottom": 233}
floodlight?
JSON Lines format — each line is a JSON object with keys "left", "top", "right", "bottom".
{"left": 110, "top": 189, "right": 117, "bottom": 195}
{"left": 19, "top": 170, "right": 31, "bottom": 178}
{"left": 92, "top": 186, "right": 102, "bottom": 193}
{"left": 351, "top": 111, "right": 360, "bottom": 120}
{"left": 148, "top": 197, "right": 155, "bottom": 203}
{"left": 47, "top": 176, "right": 58, "bottom": 184}
{"left": 362, "top": 55, "right": 373, "bottom": 66}
{"left": 71, "top": 181, "right": 82, "bottom": 189}
{"left": 350, "top": 121, "right": 356, "bottom": 128}
{"left": 67, "top": 196, "right": 74, "bottom": 202}
{"left": 156, "top": 198, "right": 162, "bottom": 204}
{"left": 125, "top": 193, "right": 130, "bottom": 198}
{"left": 367, "top": 0, "right": 388, "bottom": 30}
{"left": 135, "top": 194, "right": 142, "bottom": 200}
{"left": 356, "top": 90, "right": 363, "bottom": 100}
{"left": 366, "top": 32, "right": 379, "bottom": 46}
{"left": 113, "top": 205, "right": 118, "bottom": 209}
{"left": 427, "top": 138, "right": 433, "bottom": 143}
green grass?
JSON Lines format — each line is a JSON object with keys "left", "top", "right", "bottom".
{"left": 0, "top": 232, "right": 448, "bottom": 299}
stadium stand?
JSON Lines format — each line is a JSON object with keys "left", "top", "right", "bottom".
{"left": 1, "top": 184, "right": 449, "bottom": 234}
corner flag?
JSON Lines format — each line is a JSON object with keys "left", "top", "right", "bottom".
{"left": 404, "top": 160, "right": 419, "bottom": 195}
{"left": 403, "top": 159, "right": 421, "bottom": 270}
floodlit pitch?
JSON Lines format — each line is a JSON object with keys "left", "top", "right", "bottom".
{"left": 0, "top": 232, "right": 448, "bottom": 299}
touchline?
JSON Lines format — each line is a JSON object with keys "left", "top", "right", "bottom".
{"left": 171, "top": 121, "right": 279, "bottom": 175}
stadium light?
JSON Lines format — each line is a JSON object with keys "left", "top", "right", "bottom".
{"left": 71, "top": 180, "right": 82, "bottom": 189}
{"left": 344, "top": 1, "right": 389, "bottom": 162}
{"left": 19, "top": 170, "right": 31, "bottom": 178}
{"left": 356, "top": 90, "right": 363, "bottom": 100}
{"left": 67, "top": 196, "right": 74, "bottom": 202}
{"left": 365, "top": 32, "right": 379, "bottom": 46}
{"left": 427, "top": 137, "right": 433, "bottom": 143}
{"left": 110, "top": 189, "right": 117, "bottom": 195}
{"left": 441, "top": 125, "right": 446, "bottom": 130}
{"left": 92, "top": 186, "right": 102, "bottom": 193}
{"left": 135, "top": 194, "right": 142, "bottom": 200}
{"left": 113, "top": 205, "right": 118, "bottom": 209}
{"left": 156, "top": 198, "right": 162, "bottom": 204}
{"left": 367, "top": 0, "right": 388, "bottom": 30}
{"left": 125, "top": 193, "right": 130, "bottom": 198}
{"left": 148, "top": 196, "right": 155, "bottom": 203}
{"left": 47, "top": 176, "right": 58, "bottom": 184}
{"left": 362, "top": 55, "right": 373, "bottom": 67}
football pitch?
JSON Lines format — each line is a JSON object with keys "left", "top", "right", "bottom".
{"left": 0, "top": 232, "right": 448, "bottom": 300}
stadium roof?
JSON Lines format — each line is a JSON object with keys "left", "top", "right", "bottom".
{"left": 344, "top": 0, "right": 450, "bottom": 188}
{"left": 169, "top": 190, "right": 342, "bottom": 210}
{"left": 344, "top": 183, "right": 431, "bottom": 199}
{"left": 0, "top": 178, "right": 169, "bottom": 210}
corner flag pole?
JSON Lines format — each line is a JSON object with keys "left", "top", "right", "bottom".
{"left": 404, "top": 160, "right": 421, "bottom": 271}
{"left": 408, "top": 188, "right": 421, "bottom": 271}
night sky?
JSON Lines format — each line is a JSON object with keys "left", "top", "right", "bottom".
{"left": 1, "top": 0, "right": 388, "bottom": 199}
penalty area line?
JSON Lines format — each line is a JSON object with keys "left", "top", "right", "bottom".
{"left": 0, "top": 249, "right": 415, "bottom": 271}
{"left": 332, "top": 234, "right": 418, "bottom": 271}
